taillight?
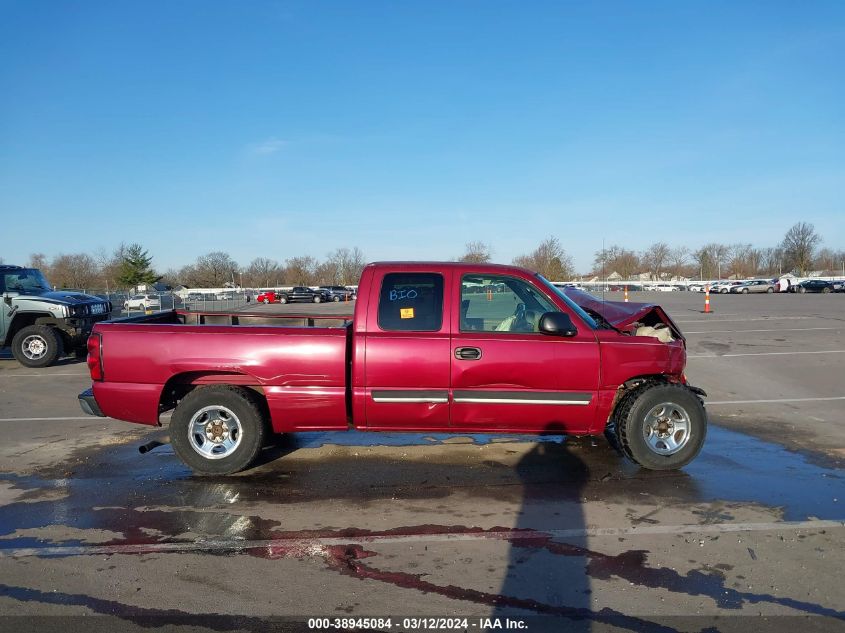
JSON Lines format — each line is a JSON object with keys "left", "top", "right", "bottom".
{"left": 87, "top": 333, "right": 103, "bottom": 381}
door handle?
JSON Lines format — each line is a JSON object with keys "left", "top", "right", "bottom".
{"left": 455, "top": 346, "right": 482, "bottom": 360}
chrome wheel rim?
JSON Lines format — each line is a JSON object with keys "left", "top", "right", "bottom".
{"left": 188, "top": 405, "right": 243, "bottom": 460}
{"left": 642, "top": 402, "right": 691, "bottom": 455}
{"left": 21, "top": 334, "right": 48, "bottom": 360}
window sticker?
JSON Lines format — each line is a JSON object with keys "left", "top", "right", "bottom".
{"left": 400, "top": 308, "right": 415, "bottom": 319}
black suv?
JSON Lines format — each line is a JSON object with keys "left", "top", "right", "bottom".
{"left": 287, "top": 286, "right": 332, "bottom": 303}
{"left": 319, "top": 286, "right": 356, "bottom": 302}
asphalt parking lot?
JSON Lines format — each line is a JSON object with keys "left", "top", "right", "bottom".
{"left": 1, "top": 292, "right": 844, "bottom": 632}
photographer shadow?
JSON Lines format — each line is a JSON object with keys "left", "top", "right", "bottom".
{"left": 492, "top": 423, "right": 593, "bottom": 631}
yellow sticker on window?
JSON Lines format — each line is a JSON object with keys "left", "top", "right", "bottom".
{"left": 400, "top": 308, "right": 415, "bottom": 319}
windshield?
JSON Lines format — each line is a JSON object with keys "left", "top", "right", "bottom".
{"left": 536, "top": 275, "right": 598, "bottom": 330}
{"left": 1, "top": 269, "right": 52, "bottom": 294}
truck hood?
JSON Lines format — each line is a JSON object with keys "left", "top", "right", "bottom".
{"left": 562, "top": 287, "right": 684, "bottom": 341}
{"left": 16, "top": 289, "right": 106, "bottom": 305}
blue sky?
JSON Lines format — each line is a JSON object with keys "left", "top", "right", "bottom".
{"left": 1, "top": 1, "right": 843, "bottom": 272}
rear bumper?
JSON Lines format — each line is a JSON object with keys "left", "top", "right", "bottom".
{"left": 78, "top": 388, "right": 105, "bottom": 417}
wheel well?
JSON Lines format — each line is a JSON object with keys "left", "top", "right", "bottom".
{"left": 608, "top": 375, "right": 674, "bottom": 420}
{"left": 4, "top": 313, "right": 53, "bottom": 346}
{"left": 158, "top": 372, "right": 270, "bottom": 419}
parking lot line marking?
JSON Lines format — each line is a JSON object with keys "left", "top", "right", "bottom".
{"left": 1, "top": 519, "right": 842, "bottom": 558}
{"left": 707, "top": 396, "right": 845, "bottom": 405}
{"left": 676, "top": 316, "right": 817, "bottom": 323}
{"left": 689, "top": 350, "right": 845, "bottom": 358}
{"left": 685, "top": 327, "right": 841, "bottom": 334}
{"left": 0, "top": 416, "right": 100, "bottom": 422}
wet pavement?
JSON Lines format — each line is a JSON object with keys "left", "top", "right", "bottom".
{"left": 1, "top": 292, "right": 844, "bottom": 631}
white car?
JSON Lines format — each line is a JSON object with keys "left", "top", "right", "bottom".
{"left": 688, "top": 283, "right": 706, "bottom": 292}
{"left": 124, "top": 294, "right": 161, "bottom": 311}
{"left": 710, "top": 281, "right": 743, "bottom": 294}
{"left": 645, "top": 283, "right": 678, "bottom": 292}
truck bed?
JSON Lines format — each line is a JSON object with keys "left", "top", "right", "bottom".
{"left": 91, "top": 310, "right": 353, "bottom": 431}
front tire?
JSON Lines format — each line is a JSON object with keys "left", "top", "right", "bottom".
{"left": 313, "top": 295, "right": 321, "bottom": 303}
{"left": 742, "top": 288, "right": 748, "bottom": 294}
{"left": 11, "top": 325, "right": 64, "bottom": 368}
{"left": 170, "top": 386, "right": 267, "bottom": 475}
{"left": 767, "top": 287, "right": 773, "bottom": 293}
{"left": 614, "top": 383, "right": 707, "bottom": 470}
{"left": 823, "top": 287, "right": 831, "bottom": 294}
{"left": 333, "top": 295, "right": 340, "bottom": 302}
{"left": 279, "top": 295, "right": 287, "bottom": 304}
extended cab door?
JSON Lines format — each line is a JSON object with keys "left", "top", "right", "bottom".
{"left": 361, "top": 268, "right": 452, "bottom": 430}
{"left": 450, "top": 273, "right": 600, "bottom": 433}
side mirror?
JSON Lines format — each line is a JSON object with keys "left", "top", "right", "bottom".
{"left": 539, "top": 312, "right": 577, "bottom": 337}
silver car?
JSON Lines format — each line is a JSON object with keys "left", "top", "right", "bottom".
{"left": 730, "top": 280, "right": 775, "bottom": 294}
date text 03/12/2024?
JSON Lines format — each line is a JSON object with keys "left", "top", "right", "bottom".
{"left": 307, "top": 617, "right": 528, "bottom": 630}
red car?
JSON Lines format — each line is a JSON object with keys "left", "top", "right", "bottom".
{"left": 256, "top": 290, "right": 287, "bottom": 304}
{"left": 79, "top": 262, "right": 706, "bottom": 475}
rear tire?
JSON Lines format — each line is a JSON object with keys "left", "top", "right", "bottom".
{"left": 170, "top": 385, "right": 267, "bottom": 475}
{"left": 313, "top": 296, "right": 321, "bottom": 303}
{"left": 823, "top": 287, "right": 831, "bottom": 294}
{"left": 279, "top": 296, "right": 287, "bottom": 304}
{"left": 767, "top": 287, "right": 773, "bottom": 293}
{"left": 742, "top": 288, "right": 748, "bottom": 294}
{"left": 614, "top": 383, "right": 707, "bottom": 470}
{"left": 11, "top": 325, "right": 64, "bottom": 368}
{"left": 333, "top": 295, "right": 340, "bottom": 302}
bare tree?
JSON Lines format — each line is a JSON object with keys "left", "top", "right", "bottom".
{"left": 159, "top": 268, "right": 182, "bottom": 288}
{"left": 513, "top": 236, "right": 574, "bottom": 280}
{"left": 187, "top": 252, "right": 239, "bottom": 287}
{"left": 458, "top": 241, "right": 492, "bottom": 264}
{"left": 694, "top": 243, "right": 729, "bottom": 279}
{"left": 760, "top": 247, "right": 784, "bottom": 275}
{"left": 593, "top": 245, "right": 640, "bottom": 280}
{"left": 781, "top": 222, "right": 821, "bottom": 275}
{"left": 727, "top": 243, "right": 754, "bottom": 278}
{"left": 244, "top": 257, "right": 282, "bottom": 288}
{"left": 326, "top": 247, "right": 367, "bottom": 286}
{"left": 94, "top": 244, "right": 128, "bottom": 290}
{"left": 813, "top": 248, "right": 845, "bottom": 274}
{"left": 27, "top": 253, "right": 50, "bottom": 277}
{"left": 285, "top": 256, "right": 318, "bottom": 286}
{"left": 642, "top": 242, "right": 671, "bottom": 280}
{"left": 667, "top": 246, "right": 689, "bottom": 278}
{"left": 50, "top": 253, "right": 99, "bottom": 289}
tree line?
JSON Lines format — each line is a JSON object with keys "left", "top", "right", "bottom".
{"left": 12, "top": 221, "right": 842, "bottom": 292}
{"left": 459, "top": 223, "right": 842, "bottom": 281}
{"left": 589, "top": 223, "right": 841, "bottom": 280}
{"left": 24, "top": 246, "right": 367, "bottom": 291}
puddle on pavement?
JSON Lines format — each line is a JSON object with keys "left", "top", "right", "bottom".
{"left": 1, "top": 423, "right": 844, "bottom": 626}
{"left": 0, "top": 424, "right": 841, "bottom": 550}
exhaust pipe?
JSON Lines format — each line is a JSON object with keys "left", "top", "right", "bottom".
{"left": 139, "top": 436, "right": 170, "bottom": 454}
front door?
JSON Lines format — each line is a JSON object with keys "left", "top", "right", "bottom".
{"left": 450, "top": 273, "right": 600, "bottom": 433}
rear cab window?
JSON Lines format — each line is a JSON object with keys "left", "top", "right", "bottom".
{"left": 378, "top": 273, "right": 444, "bottom": 331}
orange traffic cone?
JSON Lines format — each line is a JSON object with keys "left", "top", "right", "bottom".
{"left": 704, "top": 286, "right": 711, "bottom": 313}
{"left": 624, "top": 286, "right": 629, "bottom": 302}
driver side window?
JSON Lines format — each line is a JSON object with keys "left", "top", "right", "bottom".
{"left": 460, "top": 274, "right": 558, "bottom": 333}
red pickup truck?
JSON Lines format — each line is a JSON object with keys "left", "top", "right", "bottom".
{"left": 78, "top": 262, "right": 706, "bottom": 475}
